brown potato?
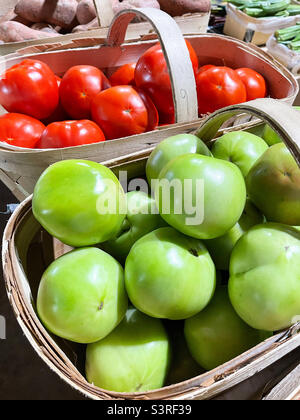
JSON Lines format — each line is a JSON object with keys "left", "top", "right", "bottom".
{"left": 15, "top": 0, "right": 79, "bottom": 29}
{"left": 158, "top": 0, "right": 211, "bottom": 16}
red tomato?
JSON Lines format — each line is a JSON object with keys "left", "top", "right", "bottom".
{"left": 0, "top": 113, "right": 45, "bottom": 148}
{"left": 91, "top": 86, "right": 148, "bottom": 140}
{"left": 235, "top": 68, "right": 267, "bottom": 101}
{"left": 134, "top": 87, "right": 159, "bottom": 132}
{"left": 0, "top": 60, "right": 59, "bottom": 120}
{"left": 38, "top": 120, "right": 105, "bottom": 149}
{"left": 109, "top": 63, "right": 136, "bottom": 86}
{"left": 42, "top": 76, "right": 69, "bottom": 125}
{"left": 198, "top": 65, "right": 217, "bottom": 75}
{"left": 60, "top": 65, "right": 111, "bottom": 120}
{"left": 196, "top": 67, "right": 247, "bottom": 115}
{"left": 135, "top": 41, "right": 198, "bottom": 124}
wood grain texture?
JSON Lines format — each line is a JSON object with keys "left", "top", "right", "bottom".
{"left": 224, "top": 3, "right": 300, "bottom": 46}
{"left": 196, "top": 99, "right": 300, "bottom": 167}
{"left": 93, "top": 0, "right": 114, "bottom": 27}
{"left": 263, "top": 364, "right": 300, "bottom": 400}
{"left": 107, "top": 8, "right": 198, "bottom": 123}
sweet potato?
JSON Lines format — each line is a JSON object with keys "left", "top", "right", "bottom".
{"left": 0, "top": 10, "right": 32, "bottom": 26}
{"left": 0, "top": 21, "right": 59, "bottom": 42}
{"left": 157, "top": 0, "right": 211, "bottom": 16}
{"left": 111, "top": 0, "right": 160, "bottom": 21}
{"left": 31, "top": 23, "right": 59, "bottom": 33}
{"left": 111, "top": 0, "right": 160, "bottom": 14}
{"left": 72, "top": 17, "right": 98, "bottom": 33}
{"left": 15, "top": 0, "right": 79, "bottom": 29}
{"left": 76, "top": 0, "right": 97, "bottom": 25}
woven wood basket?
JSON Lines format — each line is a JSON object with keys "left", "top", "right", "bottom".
{"left": 0, "top": 0, "right": 210, "bottom": 56}
{"left": 224, "top": 3, "right": 300, "bottom": 46}
{"left": 2, "top": 98, "right": 300, "bottom": 400}
{"left": 0, "top": 8, "right": 299, "bottom": 202}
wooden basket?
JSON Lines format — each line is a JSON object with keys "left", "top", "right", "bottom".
{"left": 296, "top": 76, "right": 300, "bottom": 106}
{"left": 0, "top": 0, "right": 210, "bottom": 56}
{"left": 0, "top": 8, "right": 299, "bottom": 202}
{"left": 0, "top": 7, "right": 200, "bottom": 201}
{"left": 224, "top": 3, "right": 300, "bottom": 46}
{"left": 2, "top": 98, "right": 300, "bottom": 400}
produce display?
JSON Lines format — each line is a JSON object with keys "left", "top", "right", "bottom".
{"left": 0, "top": 47, "right": 268, "bottom": 148}
{"left": 229, "top": 0, "right": 300, "bottom": 18}
{"left": 185, "top": 287, "right": 271, "bottom": 370}
{"left": 0, "top": 0, "right": 212, "bottom": 43}
{"left": 275, "top": 24, "right": 300, "bottom": 52}
{"left": 37, "top": 247, "right": 128, "bottom": 344}
{"left": 86, "top": 308, "right": 171, "bottom": 392}
{"left": 29, "top": 122, "right": 300, "bottom": 393}
{"left": 196, "top": 65, "right": 267, "bottom": 114}
{"left": 157, "top": 0, "right": 211, "bottom": 16}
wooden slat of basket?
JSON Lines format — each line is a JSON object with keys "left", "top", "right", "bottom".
{"left": 0, "top": 119, "right": 201, "bottom": 193}
{"left": 197, "top": 99, "right": 300, "bottom": 166}
{"left": 263, "top": 364, "right": 300, "bottom": 400}
{"left": 290, "top": 386, "right": 300, "bottom": 400}
{"left": 94, "top": 0, "right": 115, "bottom": 28}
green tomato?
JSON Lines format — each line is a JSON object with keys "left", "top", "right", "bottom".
{"left": 262, "top": 106, "right": 300, "bottom": 146}
{"left": 229, "top": 224, "right": 300, "bottom": 331}
{"left": 165, "top": 323, "right": 204, "bottom": 385}
{"left": 101, "top": 191, "right": 166, "bottom": 264}
{"left": 125, "top": 227, "right": 216, "bottom": 320}
{"left": 86, "top": 308, "right": 171, "bottom": 393}
{"left": 185, "top": 287, "right": 271, "bottom": 371}
{"left": 33, "top": 160, "right": 126, "bottom": 247}
{"left": 262, "top": 124, "right": 282, "bottom": 146}
{"left": 211, "top": 131, "right": 268, "bottom": 178}
{"left": 155, "top": 154, "right": 247, "bottom": 240}
{"left": 205, "top": 200, "right": 264, "bottom": 270}
{"left": 247, "top": 143, "right": 300, "bottom": 226}
{"left": 37, "top": 248, "right": 128, "bottom": 344}
{"left": 146, "top": 134, "right": 211, "bottom": 185}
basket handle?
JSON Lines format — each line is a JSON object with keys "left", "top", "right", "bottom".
{"left": 105, "top": 7, "right": 198, "bottom": 123}
{"left": 93, "top": 0, "right": 115, "bottom": 28}
{"left": 196, "top": 98, "right": 300, "bottom": 167}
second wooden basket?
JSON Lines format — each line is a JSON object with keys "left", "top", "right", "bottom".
{"left": 2, "top": 98, "right": 300, "bottom": 400}
{"left": 0, "top": 8, "right": 299, "bottom": 201}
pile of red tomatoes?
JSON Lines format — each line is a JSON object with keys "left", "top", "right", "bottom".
{"left": 0, "top": 41, "right": 267, "bottom": 149}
